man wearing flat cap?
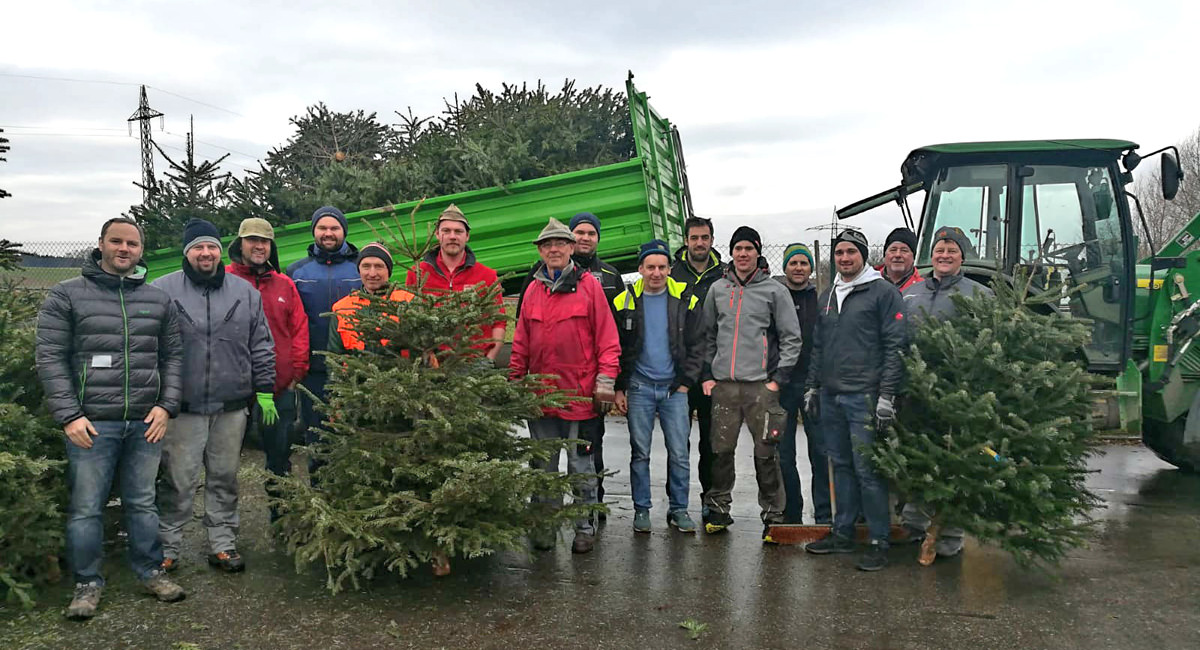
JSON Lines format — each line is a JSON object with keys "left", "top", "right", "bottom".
{"left": 510, "top": 218, "right": 621, "bottom": 555}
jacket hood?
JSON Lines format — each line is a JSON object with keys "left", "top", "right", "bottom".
{"left": 82, "top": 248, "right": 148, "bottom": 288}
{"left": 230, "top": 236, "right": 281, "bottom": 272}
{"left": 307, "top": 240, "right": 359, "bottom": 264}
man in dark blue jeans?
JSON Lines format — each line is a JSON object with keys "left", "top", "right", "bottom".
{"left": 36, "top": 217, "right": 188, "bottom": 619}
{"left": 803, "top": 229, "right": 906, "bottom": 571}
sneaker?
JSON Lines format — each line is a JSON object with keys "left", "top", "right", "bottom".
{"left": 633, "top": 509, "right": 651, "bottom": 533}
{"left": 207, "top": 549, "right": 246, "bottom": 573}
{"left": 571, "top": 532, "right": 595, "bottom": 554}
{"left": 142, "top": 572, "right": 186, "bottom": 602}
{"left": 667, "top": 511, "right": 697, "bottom": 533}
{"left": 763, "top": 523, "right": 779, "bottom": 545}
{"left": 856, "top": 540, "right": 889, "bottom": 571}
{"left": 65, "top": 583, "right": 102, "bottom": 620}
{"left": 702, "top": 510, "right": 733, "bottom": 534}
{"left": 160, "top": 557, "right": 179, "bottom": 573}
{"left": 805, "top": 532, "right": 855, "bottom": 555}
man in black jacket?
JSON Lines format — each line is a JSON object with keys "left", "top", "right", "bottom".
{"left": 669, "top": 216, "right": 726, "bottom": 516}
{"left": 804, "top": 229, "right": 906, "bottom": 571}
{"left": 36, "top": 217, "right": 187, "bottom": 619}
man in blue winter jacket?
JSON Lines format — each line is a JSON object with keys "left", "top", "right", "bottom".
{"left": 286, "top": 206, "right": 362, "bottom": 478}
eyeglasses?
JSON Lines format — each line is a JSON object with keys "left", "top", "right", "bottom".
{"left": 538, "top": 239, "right": 573, "bottom": 249}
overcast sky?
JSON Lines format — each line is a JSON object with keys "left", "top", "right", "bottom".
{"left": 3, "top": 0, "right": 1198, "bottom": 251}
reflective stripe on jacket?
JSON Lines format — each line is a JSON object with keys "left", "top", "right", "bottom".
{"left": 611, "top": 276, "right": 703, "bottom": 391}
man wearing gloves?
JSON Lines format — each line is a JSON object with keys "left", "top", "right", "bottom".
{"left": 510, "top": 218, "right": 621, "bottom": 555}
{"left": 900, "top": 226, "right": 992, "bottom": 563}
{"left": 804, "top": 229, "right": 906, "bottom": 571}
{"left": 612, "top": 239, "right": 704, "bottom": 534}
{"left": 225, "top": 218, "right": 309, "bottom": 521}
{"left": 153, "top": 219, "right": 275, "bottom": 573}
{"left": 699, "top": 226, "right": 802, "bottom": 540}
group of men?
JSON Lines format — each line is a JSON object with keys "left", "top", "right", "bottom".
{"left": 37, "top": 201, "right": 988, "bottom": 619}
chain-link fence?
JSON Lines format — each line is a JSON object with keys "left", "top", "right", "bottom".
{"left": 5, "top": 240, "right": 889, "bottom": 292}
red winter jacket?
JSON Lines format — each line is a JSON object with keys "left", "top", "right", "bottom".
{"left": 406, "top": 246, "right": 505, "bottom": 344}
{"left": 510, "top": 264, "right": 621, "bottom": 421}
{"left": 227, "top": 261, "right": 310, "bottom": 394}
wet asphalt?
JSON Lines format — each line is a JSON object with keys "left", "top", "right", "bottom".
{"left": 3, "top": 418, "right": 1198, "bottom": 650}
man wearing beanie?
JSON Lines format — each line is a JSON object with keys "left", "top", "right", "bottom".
{"left": 153, "top": 218, "right": 276, "bottom": 573}
{"left": 669, "top": 216, "right": 726, "bottom": 517}
{"left": 226, "top": 218, "right": 309, "bottom": 521}
{"left": 510, "top": 218, "right": 620, "bottom": 555}
{"left": 287, "top": 206, "right": 361, "bottom": 481}
{"left": 406, "top": 203, "right": 505, "bottom": 361}
{"left": 773, "top": 242, "right": 828, "bottom": 526}
{"left": 879, "top": 227, "right": 923, "bottom": 291}
{"left": 804, "top": 229, "right": 906, "bottom": 571}
{"left": 698, "top": 225, "right": 802, "bottom": 540}
{"left": 329, "top": 242, "right": 415, "bottom": 355}
{"left": 611, "top": 239, "right": 704, "bottom": 534}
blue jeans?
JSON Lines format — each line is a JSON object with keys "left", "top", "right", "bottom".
{"left": 780, "top": 405, "right": 831, "bottom": 524}
{"left": 65, "top": 420, "right": 163, "bottom": 585}
{"left": 821, "top": 390, "right": 890, "bottom": 546}
{"left": 626, "top": 378, "right": 691, "bottom": 513}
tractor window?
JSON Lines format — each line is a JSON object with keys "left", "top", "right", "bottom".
{"left": 918, "top": 164, "right": 1007, "bottom": 266}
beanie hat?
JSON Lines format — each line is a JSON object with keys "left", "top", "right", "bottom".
{"left": 437, "top": 204, "right": 469, "bottom": 231}
{"left": 729, "top": 225, "right": 762, "bottom": 254}
{"left": 357, "top": 241, "right": 394, "bottom": 276}
{"left": 884, "top": 227, "right": 918, "bottom": 254}
{"left": 833, "top": 229, "right": 869, "bottom": 261}
{"left": 182, "top": 218, "right": 222, "bottom": 254}
{"left": 533, "top": 217, "right": 576, "bottom": 244}
{"left": 782, "top": 243, "right": 814, "bottom": 270}
{"left": 569, "top": 212, "right": 601, "bottom": 238}
{"left": 933, "top": 226, "right": 975, "bottom": 258}
{"left": 311, "top": 206, "right": 348, "bottom": 234}
{"left": 637, "top": 239, "right": 670, "bottom": 264}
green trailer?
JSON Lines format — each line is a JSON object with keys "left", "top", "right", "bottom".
{"left": 141, "top": 73, "right": 693, "bottom": 287}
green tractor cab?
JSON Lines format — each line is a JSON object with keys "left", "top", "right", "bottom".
{"left": 838, "top": 139, "right": 1199, "bottom": 471}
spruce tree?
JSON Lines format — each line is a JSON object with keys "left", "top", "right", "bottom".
{"left": 267, "top": 210, "right": 599, "bottom": 593}
{"left": 873, "top": 272, "right": 1102, "bottom": 568}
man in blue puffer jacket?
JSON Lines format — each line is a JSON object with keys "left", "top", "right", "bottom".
{"left": 286, "top": 206, "right": 362, "bottom": 479}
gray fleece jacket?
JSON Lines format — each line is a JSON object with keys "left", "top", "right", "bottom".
{"left": 701, "top": 258, "right": 802, "bottom": 384}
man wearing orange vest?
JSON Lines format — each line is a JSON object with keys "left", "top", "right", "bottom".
{"left": 329, "top": 242, "right": 415, "bottom": 354}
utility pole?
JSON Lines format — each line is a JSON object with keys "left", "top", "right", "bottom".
{"left": 127, "top": 85, "right": 164, "bottom": 202}
{"left": 0, "top": 127, "right": 10, "bottom": 199}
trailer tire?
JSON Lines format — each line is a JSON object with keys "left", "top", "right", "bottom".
{"left": 1142, "top": 417, "right": 1200, "bottom": 473}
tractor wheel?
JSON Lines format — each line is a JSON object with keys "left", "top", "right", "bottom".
{"left": 1142, "top": 417, "right": 1200, "bottom": 473}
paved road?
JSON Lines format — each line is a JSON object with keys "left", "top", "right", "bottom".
{"left": 3, "top": 418, "right": 1198, "bottom": 650}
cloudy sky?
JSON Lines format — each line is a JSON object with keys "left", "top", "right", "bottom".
{"left": 2, "top": 0, "right": 1198, "bottom": 251}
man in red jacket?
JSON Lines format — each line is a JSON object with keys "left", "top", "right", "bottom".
{"left": 226, "top": 218, "right": 309, "bottom": 520}
{"left": 510, "top": 217, "right": 620, "bottom": 555}
{"left": 405, "top": 204, "right": 505, "bottom": 361}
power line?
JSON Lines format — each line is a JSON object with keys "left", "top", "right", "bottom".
{"left": 0, "top": 72, "right": 244, "bottom": 117}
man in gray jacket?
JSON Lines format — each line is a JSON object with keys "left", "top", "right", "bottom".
{"left": 900, "top": 225, "right": 992, "bottom": 562}
{"left": 699, "top": 226, "right": 802, "bottom": 540}
{"left": 152, "top": 218, "right": 275, "bottom": 573}
{"left": 37, "top": 217, "right": 187, "bottom": 619}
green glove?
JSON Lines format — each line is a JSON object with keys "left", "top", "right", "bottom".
{"left": 256, "top": 392, "right": 278, "bottom": 426}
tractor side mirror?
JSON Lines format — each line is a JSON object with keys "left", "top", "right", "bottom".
{"left": 1163, "top": 153, "right": 1183, "bottom": 200}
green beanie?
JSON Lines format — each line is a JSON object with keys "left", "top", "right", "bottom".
{"left": 782, "top": 243, "right": 814, "bottom": 271}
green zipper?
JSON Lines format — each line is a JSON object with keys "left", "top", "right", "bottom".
{"left": 78, "top": 365, "right": 87, "bottom": 404}
{"left": 120, "top": 281, "right": 130, "bottom": 420}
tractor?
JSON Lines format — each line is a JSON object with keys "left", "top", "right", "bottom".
{"left": 837, "top": 139, "right": 1199, "bottom": 472}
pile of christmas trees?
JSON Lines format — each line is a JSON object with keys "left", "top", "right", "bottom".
{"left": 874, "top": 273, "right": 1102, "bottom": 567}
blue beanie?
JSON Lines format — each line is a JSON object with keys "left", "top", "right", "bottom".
{"left": 182, "top": 218, "right": 221, "bottom": 253}
{"left": 311, "top": 206, "right": 348, "bottom": 234}
{"left": 569, "top": 212, "right": 601, "bottom": 238}
{"left": 637, "top": 238, "right": 670, "bottom": 264}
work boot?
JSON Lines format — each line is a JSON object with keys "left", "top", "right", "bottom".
{"left": 935, "top": 537, "right": 964, "bottom": 558}
{"left": 667, "top": 511, "right": 697, "bottom": 533}
{"left": 856, "top": 540, "right": 889, "bottom": 572}
{"left": 207, "top": 549, "right": 246, "bottom": 573}
{"left": 703, "top": 511, "right": 733, "bottom": 534}
{"left": 142, "top": 572, "right": 187, "bottom": 602}
{"left": 633, "top": 509, "right": 651, "bottom": 533}
{"left": 805, "top": 532, "right": 855, "bottom": 555}
{"left": 763, "top": 523, "right": 780, "bottom": 545}
{"left": 571, "top": 532, "right": 595, "bottom": 554}
{"left": 65, "top": 583, "right": 102, "bottom": 620}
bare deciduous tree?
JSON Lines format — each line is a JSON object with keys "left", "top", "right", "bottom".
{"left": 1133, "top": 126, "right": 1200, "bottom": 255}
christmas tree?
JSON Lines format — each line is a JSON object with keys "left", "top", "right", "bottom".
{"left": 267, "top": 210, "right": 598, "bottom": 593}
{"left": 873, "top": 272, "right": 1102, "bottom": 568}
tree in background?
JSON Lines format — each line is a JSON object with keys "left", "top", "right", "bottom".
{"left": 1135, "top": 127, "right": 1200, "bottom": 255}
{"left": 873, "top": 273, "right": 1101, "bottom": 569}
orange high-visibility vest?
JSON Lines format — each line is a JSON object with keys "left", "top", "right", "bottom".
{"left": 331, "top": 288, "right": 415, "bottom": 351}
